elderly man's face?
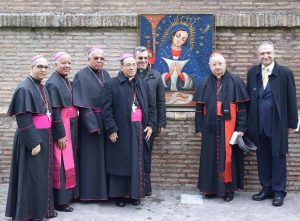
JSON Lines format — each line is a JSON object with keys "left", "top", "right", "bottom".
{"left": 257, "top": 45, "right": 275, "bottom": 67}
{"left": 31, "top": 57, "right": 49, "bottom": 81}
{"left": 135, "top": 50, "right": 149, "bottom": 71}
{"left": 121, "top": 57, "right": 137, "bottom": 79}
{"left": 209, "top": 55, "right": 226, "bottom": 78}
{"left": 55, "top": 54, "right": 71, "bottom": 76}
{"left": 88, "top": 50, "right": 105, "bottom": 71}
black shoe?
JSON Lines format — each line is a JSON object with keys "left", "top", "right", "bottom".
{"left": 115, "top": 199, "right": 126, "bottom": 207}
{"left": 145, "top": 192, "right": 152, "bottom": 196}
{"left": 204, "top": 194, "right": 217, "bottom": 199}
{"left": 131, "top": 199, "right": 140, "bottom": 206}
{"left": 48, "top": 211, "right": 58, "bottom": 218}
{"left": 252, "top": 191, "right": 273, "bottom": 201}
{"left": 55, "top": 204, "right": 73, "bottom": 212}
{"left": 223, "top": 192, "right": 234, "bottom": 202}
{"left": 272, "top": 194, "right": 286, "bottom": 207}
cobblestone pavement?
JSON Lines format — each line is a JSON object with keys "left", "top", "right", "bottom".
{"left": 1, "top": 184, "right": 300, "bottom": 221}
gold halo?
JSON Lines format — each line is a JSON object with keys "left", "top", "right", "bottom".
{"left": 159, "top": 15, "right": 196, "bottom": 49}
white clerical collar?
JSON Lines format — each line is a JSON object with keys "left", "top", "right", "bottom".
{"left": 262, "top": 62, "right": 275, "bottom": 75}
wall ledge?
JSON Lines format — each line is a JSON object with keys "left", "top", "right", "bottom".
{"left": 0, "top": 12, "right": 299, "bottom": 28}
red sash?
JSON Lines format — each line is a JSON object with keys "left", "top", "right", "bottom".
{"left": 224, "top": 103, "right": 236, "bottom": 183}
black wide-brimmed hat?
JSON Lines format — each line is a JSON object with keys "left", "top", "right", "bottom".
{"left": 237, "top": 134, "right": 257, "bottom": 152}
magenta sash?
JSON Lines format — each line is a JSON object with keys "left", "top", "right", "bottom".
{"left": 33, "top": 115, "right": 52, "bottom": 128}
{"left": 53, "top": 106, "right": 78, "bottom": 189}
{"left": 131, "top": 109, "right": 142, "bottom": 122}
{"left": 92, "top": 108, "right": 102, "bottom": 113}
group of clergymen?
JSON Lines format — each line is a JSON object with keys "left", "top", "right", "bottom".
{"left": 5, "top": 41, "right": 298, "bottom": 221}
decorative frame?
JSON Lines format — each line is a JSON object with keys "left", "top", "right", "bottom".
{"left": 139, "top": 14, "right": 214, "bottom": 110}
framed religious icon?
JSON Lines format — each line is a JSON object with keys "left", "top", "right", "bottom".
{"left": 139, "top": 14, "right": 214, "bottom": 109}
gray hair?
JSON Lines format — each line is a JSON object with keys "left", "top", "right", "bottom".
{"left": 134, "top": 46, "right": 148, "bottom": 55}
{"left": 257, "top": 41, "right": 274, "bottom": 52}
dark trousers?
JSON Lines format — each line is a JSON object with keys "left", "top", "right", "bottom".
{"left": 257, "top": 132, "right": 287, "bottom": 196}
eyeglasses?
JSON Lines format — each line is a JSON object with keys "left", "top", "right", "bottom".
{"left": 137, "top": 56, "right": 148, "bottom": 60}
{"left": 93, "top": 56, "right": 105, "bottom": 61}
{"left": 123, "top": 63, "right": 137, "bottom": 68}
{"left": 35, "top": 65, "right": 49, "bottom": 70}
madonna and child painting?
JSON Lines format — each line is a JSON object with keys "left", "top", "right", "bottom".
{"left": 140, "top": 14, "right": 214, "bottom": 107}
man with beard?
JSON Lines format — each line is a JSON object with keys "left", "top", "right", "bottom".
{"left": 135, "top": 46, "right": 166, "bottom": 196}
{"left": 193, "top": 52, "right": 249, "bottom": 202}
{"left": 73, "top": 46, "right": 110, "bottom": 201}
{"left": 46, "top": 52, "right": 78, "bottom": 212}
{"left": 102, "top": 53, "right": 156, "bottom": 207}
{"left": 6, "top": 55, "right": 57, "bottom": 221}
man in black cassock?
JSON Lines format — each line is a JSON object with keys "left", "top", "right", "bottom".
{"left": 102, "top": 53, "right": 156, "bottom": 207}
{"left": 72, "top": 46, "right": 110, "bottom": 201}
{"left": 135, "top": 46, "right": 167, "bottom": 196}
{"left": 5, "top": 55, "right": 57, "bottom": 221}
{"left": 247, "top": 41, "right": 298, "bottom": 206}
{"left": 46, "top": 52, "right": 78, "bottom": 212}
{"left": 193, "top": 52, "right": 249, "bottom": 202}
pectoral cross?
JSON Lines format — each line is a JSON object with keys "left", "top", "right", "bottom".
{"left": 46, "top": 109, "right": 51, "bottom": 120}
{"left": 132, "top": 103, "right": 137, "bottom": 113}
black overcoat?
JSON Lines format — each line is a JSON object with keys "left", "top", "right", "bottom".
{"left": 247, "top": 62, "right": 298, "bottom": 156}
{"left": 137, "top": 67, "right": 166, "bottom": 173}
{"left": 102, "top": 71, "right": 156, "bottom": 176}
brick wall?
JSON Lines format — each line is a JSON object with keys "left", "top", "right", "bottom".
{"left": 0, "top": 116, "right": 15, "bottom": 183}
{"left": 0, "top": 27, "right": 138, "bottom": 108}
{"left": 0, "top": 27, "right": 299, "bottom": 110}
{"left": 1, "top": 1, "right": 300, "bottom": 191}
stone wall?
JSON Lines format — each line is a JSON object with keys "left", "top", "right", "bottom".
{"left": 0, "top": 0, "right": 299, "bottom": 14}
{"left": 0, "top": 1, "right": 300, "bottom": 191}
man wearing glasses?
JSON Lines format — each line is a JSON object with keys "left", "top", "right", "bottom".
{"left": 6, "top": 55, "right": 57, "bottom": 221}
{"left": 72, "top": 46, "right": 110, "bottom": 201}
{"left": 135, "top": 46, "right": 166, "bottom": 196}
{"left": 102, "top": 53, "right": 156, "bottom": 207}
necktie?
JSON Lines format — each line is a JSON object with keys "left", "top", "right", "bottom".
{"left": 262, "top": 67, "right": 269, "bottom": 89}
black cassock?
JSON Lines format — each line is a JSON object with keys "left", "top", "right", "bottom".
{"left": 193, "top": 71, "right": 249, "bottom": 196}
{"left": 72, "top": 66, "right": 110, "bottom": 200}
{"left": 102, "top": 72, "right": 156, "bottom": 199}
{"left": 5, "top": 77, "right": 55, "bottom": 220}
{"left": 46, "top": 71, "right": 79, "bottom": 205}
